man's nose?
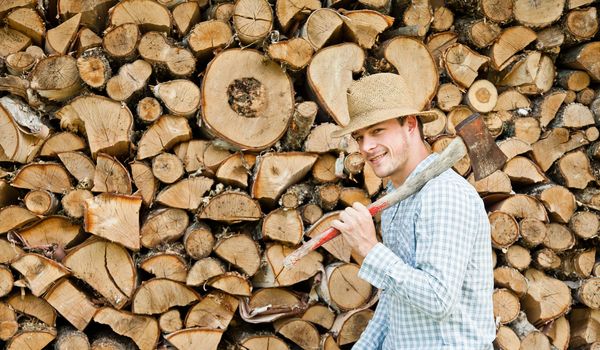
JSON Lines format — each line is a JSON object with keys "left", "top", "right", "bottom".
{"left": 359, "top": 136, "right": 376, "bottom": 153}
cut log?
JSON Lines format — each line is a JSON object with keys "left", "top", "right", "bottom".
{"left": 543, "top": 223, "right": 576, "bottom": 253}
{"left": 558, "top": 70, "right": 591, "bottom": 92}
{"left": 0, "top": 265, "right": 13, "bottom": 297}
{"left": 425, "top": 31, "right": 458, "bottom": 71}
{"left": 44, "top": 278, "right": 98, "bottom": 330}
{"left": 0, "top": 205, "right": 38, "bottom": 234}
{"left": 130, "top": 161, "right": 157, "bottom": 206}
{"left": 553, "top": 150, "right": 596, "bottom": 189}
{"left": 504, "top": 244, "right": 532, "bottom": 271}
{"left": 522, "top": 268, "right": 571, "bottom": 326}
{"left": 304, "top": 123, "right": 359, "bottom": 154}
{"left": 577, "top": 278, "right": 600, "bottom": 309}
{"left": 436, "top": 82, "right": 463, "bottom": 112}
{"left": 317, "top": 262, "right": 372, "bottom": 311}
{"left": 209, "top": 3, "right": 235, "bottom": 21}
{"left": 45, "top": 13, "right": 81, "bottom": 55}
{"left": 498, "top": 138, "right": 532, "bottom": 161}
{"left": 186, "top": 257, "right": 226, "bottom": 287}
{"left": 543, "top": 316, "right": 570, "bottom": 350}
{"left": 315, "top": 183, "right": 341, "bottom": 211}
{"left": 183, "top": 222, "right": 215, "bottom": 260}
{"left": 262, "top": 207, "right": 304, "bottom": 245}
{"left": 280, "top": 183, "right": 313, "bottom": 208}
{"left": 6, "top": 292, "right": 56, "bottom": 326}
{"left": 75, "top": 27, "right": 103, "bottom": 55}
{"left": 239, "top": 335, "right": 290, "bottom": 350}
{"left": 232, "top": 0, "right": 273, "bottom": 45}
{"left": 489, "top": 26, "right": 537, "bottom": 70}
{"left": 24, "top": 189, "right": 58, "bottom": 215}
{"left": 0, "top": 27, "right": 32, "bottom": 58}
{"left": 564, "top": 7, "right": 599, "bottom": 45}
{"left": 494, "top": 266, "right": 528, "bottom": 298}
{"left": 443, "top": 43, "right": 489, "bottom": 88}
{"left": 165, "top": 328, "right": 224, "bottom": 350}
{"left": 140, "top": 208, "right": 188, "bottom": 249}
{"left": 267, "top": 38, "right": 314, "bottom": 71}
{"left": 102, "top": 23, "right": 140, "bottom": 61}
{"left": 503, "top": 156, "right": 547, "bottom": 185}
{"left": 215, "top": 153, "right": 256, "bottom": 189}
{"left": 494, "top": 288, "right": 521, "bottom": 325}
{"left": 569, "top": 308, "right": 600, "bottom": 348}
{"left": 552, "top": 103, "right": 595, "bottom": 129}
{"left": 513, "top": 0, "right": 564, "bottom": 28}
{"left": 6, "top": 7, "right": 45, "bottom": 45}
{"left": 0, "top": 302, "right": 18, "bottom": 341}
{"left": 159, "top": 309, "right": 183, "bottom": 333}
{"left": 17, "top": 216, "right": 81, "bottom": 250}
{"left": 11, "top": 253, "right": 70, "bottom": 296}
{"left": 63, "top": 238, "right": 136, "bottom": 308}
{"left": 340, "top": 9, "right": 394, "bottom": 49}
{"left": 332, "top": 308, "right": 374, "bottom": 346}
{"left": 207, "top": 272, "right": 252, "bottom": 296}
{"left": 6, "top": 328, "right": 57, "bottom": 350}
{"left": 139, "top": 32, "right": 196, "bottom": 78}
{"left": 534, "top": 247, "right": 562, "bottom": 271}
{"left": 560, "top": 42, "right": 600, "bottom": 81}
{"left": 185, "top": 290, "right": 238, "bottom": 329}
{"left": 303, "top": 304, "right": 336, "bottom": 329}
{"left": 140, "top": 253, "right": 187, "bottom": 282}
{"left": 455, "top": 18, "right": 500, "bottom": 49}
{"left": 92, "top": 153, "right": 132, "bottom": 194}
{"left": 253, "top": 243, "right": 323, "bottom": 287}
{"left": 509, "top": 311, "right": 553, "bottom": 350}
{"left": 512, "top": 117, "right": 542, "bottom": 144}
{"left": 276, "top": 0, "right": 320, "bottom": 32}
{"left": 467, "top": 170, "right": 512, "bottom": 195}
{"left": 151, "top": 152, "right": 184, "bottom": 184}
{"left": 136, "top": 97, "right": 162, "bottom": 124}
{"left": 198, "top": 191, "right": 261, "bottom": 224}
{"left": 422, "top": 109, "right": 447, "bottom": 138}
{"left": 93, "top": 307, "right": 160, "bottom": 350}
{"left": 214, "top": 233, "right": 261, "bottom": 276}
{"left": 202, "top": 49, "right": 294, "bottom": 150}
{"left": 137, "top": 115, "right": 192, "bottom": 160}
{"left": 56, "top": 95, "right": 133, "bottom": 158}
{"left": 39, "top": 132, "right": 86, "bottom": 159}
{"left": 578, "top": 88, "right": 596, "bottom": 106}
{"left": 494, "top": 325, "right": 520, "bottom": 350}
{"left": 54, "top": 326, "right": 90, "bottom": 350}
{"left": 496, "top": 51, "right": 555, "bottom": 95}
{"left": 494, "top": 89, "right": 531, "bottom": 111}
{"left": 489, "top": 211, "right": 519, "bottom": 249}
{"left": 534, "top": 90, "right": 568, "bottom": 128}
{"left": 306, "top": 211, "right": 351, "bottom": 262}
{"left": 11, "top": 162, "right": 72, "bottom": 193}
{"left": 561, "top": 248, "right": 596, "bottom": 279}
{"left": 465, "top": 79, "right": 498, "bottom": 113}
{"left": 187, "top": 20, "right": 233, "bottom": 60}
{"left": 300, "top": 9, "right": 344, "bottom": 50}
{"left": 251, "top": 152, "right": 318, "bottom": 205}
{"left": 6, "top": 51, "right": 36, "bottom": 76}
{"left": 153, "top": 80, "right": 200, "bottom": 117}
{"left": 109, "top": 0, "right": 172, "bottom": 33}
{"left": 172, "top": 2, "right": 200, "bottom": 36}
{"left": 132, "top": 278, "right": 200, "bottom": 315}
{"left": 532, "top": 129, "right": 589, "bottom": 172}
{"left": 300, "top": 203, "right": 324, "bottom": 225}
{"left": 84, "top": 193, "right": 142, "bottom": 250}
{"left": 106, "top": 59, "right": 152, "bottom": 102}
{"left": 569, "top": 211, "right": 599, "bottom": 239}
{"left": 274, "top": 318, "right": 320, "bottom": 350}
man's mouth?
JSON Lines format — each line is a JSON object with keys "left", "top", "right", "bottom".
{"left": 369, "top": 152, "right": 386, "bottom": 163}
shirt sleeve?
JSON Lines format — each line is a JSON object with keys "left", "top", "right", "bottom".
{"left": 352, "top": 293, "right": 388, "bottom": 350}
{"left": 358, "top": 180, "right": 485, "bottom": 321}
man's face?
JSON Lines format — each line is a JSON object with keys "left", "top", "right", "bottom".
{"left": 351, "top": 118, "right": 410, "bottom": 180}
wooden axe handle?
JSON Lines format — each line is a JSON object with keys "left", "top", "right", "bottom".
{"left": 282, "top": 137, "right": 468, "bottom": 268}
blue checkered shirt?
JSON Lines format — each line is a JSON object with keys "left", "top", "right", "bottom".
{"left": 354, "top": 153, "right": 496, "bottom": 350}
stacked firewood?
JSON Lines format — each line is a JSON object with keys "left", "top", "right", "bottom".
{"left": 0, "top": 0, "right": 599, "bottom": 349}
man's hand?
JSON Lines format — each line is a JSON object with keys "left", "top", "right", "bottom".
{"left": 331, "top": 202, "right": 379, "bottom": 260}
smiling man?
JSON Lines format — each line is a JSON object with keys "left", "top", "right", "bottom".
{"left": 330, "top": 73, "right": 496, "bottom": 350}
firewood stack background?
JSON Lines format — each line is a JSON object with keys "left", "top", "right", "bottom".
{"left": 0, "top": 0, "right": 599, "bottom": 349}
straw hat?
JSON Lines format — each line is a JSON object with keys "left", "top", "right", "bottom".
{"left": 332, "top": 73, "right": 438, "bottom": 137}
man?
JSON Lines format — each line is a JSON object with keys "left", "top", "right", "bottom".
{"left": 330, "top": 73, "right": 496, "bottom": 349}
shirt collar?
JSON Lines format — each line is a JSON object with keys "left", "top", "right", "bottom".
{"left": 385, "top": 153, "right": 439, "bottom": 191}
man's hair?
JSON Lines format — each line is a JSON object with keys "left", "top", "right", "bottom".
{"left": 397, "top": 116, "right": 425, "bottom": 141}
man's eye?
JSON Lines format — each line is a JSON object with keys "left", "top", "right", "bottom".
{"left": 355, "top": 136, "right": 363, "bottom": 142}
{"left": 372, "top": 129, "right": 383, "bottom": 134}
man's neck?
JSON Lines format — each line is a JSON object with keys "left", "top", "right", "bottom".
{"left": 390, "top": 147, "right": 431, "bottom": 188}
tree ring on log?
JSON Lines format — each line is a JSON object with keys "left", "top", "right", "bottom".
{"left": 227, "top": 77, "right": 267, "bottom": 118}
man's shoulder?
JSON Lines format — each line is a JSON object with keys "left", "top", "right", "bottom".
{"left": 419, "top": 169, "right": 481, "bottom": 203}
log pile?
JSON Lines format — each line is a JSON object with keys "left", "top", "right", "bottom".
{"left": 0, "top": 0, "right": 599, "bottom": 349}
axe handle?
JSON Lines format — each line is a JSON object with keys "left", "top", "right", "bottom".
{"left": 283, "top": 137, "right": 468, "bottom": 268}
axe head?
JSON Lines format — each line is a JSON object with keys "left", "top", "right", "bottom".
{"left": 455, "top": 113, "right": 507, "bottom": 181}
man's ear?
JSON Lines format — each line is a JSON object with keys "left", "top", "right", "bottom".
{"left": 405, "top": 115, "right": 418, "bottom": 133}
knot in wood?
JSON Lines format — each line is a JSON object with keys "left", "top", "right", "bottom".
{"left": 227, "top": 77, "right": 267, "bottom": 118}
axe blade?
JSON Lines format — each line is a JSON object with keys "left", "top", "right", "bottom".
{"left": 455, "top": 113, "right": 507, "bottom": 181}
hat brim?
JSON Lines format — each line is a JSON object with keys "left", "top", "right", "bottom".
{"left": 331, "top": 107, "right": 438, "bottom": 138}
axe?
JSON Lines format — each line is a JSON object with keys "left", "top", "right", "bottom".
{"left": 283, "top": 113, "right": 507, "bottom": 268}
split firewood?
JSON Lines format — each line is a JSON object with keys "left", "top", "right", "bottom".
{"left": 63, "top": 238, "right": 136, "bottom": 309}
{"left": 0, "top": 205, "right": 38, "bottom": 234}
{"left": 552, "top": 150, "right": 596, "bottom": 189}
{"left": 106, "top": 59, "right": 152, "bottom": 102}
{"left": 6, "top": 292, "right": 56, "bottom": 326}
{"left": 11, "top": 253, "right": 70, "bottom": 296}
{"left": 132, "top": 278, "right": 200, "bottom": 315}
{"left": 304, "top": 123, "right": 359, "bottom": 154}
{"left": 508, "top": 311, "right": 553, "bottom": 350}
{"left": 140, "top": 208, "right": 188, "bottom": 249}
{"left": 494, "top": 325, "right": 521, "bottom": 350}
{"left": 267, "top": 38, "right": 314, "bottom": 71}
{"left": 253, "top": 243, "right": 323, "bottom": 287}
{"left": 159, "top": 309, "right": 183, "bottom": 333}
{"left": 522, "top": 268, "right": 572, "bottom": 326}
{"left": 139, "top": 32, "right": 196, "bottom": 78}
{"left": 543, "top": 316, "right": 570, "bottom": 350}
{"left": 172, "top": 2, "right": 200, "bottom": 36}
{"left": 262, "top": 207, "right": 304, "bottom": 244}
{"left": 215, "top": 153, "right": 256, "bottom": 188}
{"left": 6, "top": 327, "right": 57, "bottom": 350}
{"left": 182, "top": 222, "right": 214, "bottom": 260}
{"left": 213, "top": 233, "right": 261, "bottom": 276}
{"left": 93, "top": 308, "right": 159, "bottom": 350}
{"left": 202, "top": 49, "right": 294, "bottom": 150}
{"left": 198, "top": 191, "right": 261, "bottom": 224}
{"left": 340, "top": 9, "right": 394, "bottom": 49}
{"left": 498, "top": 138, "right": 532, "bottom": 162}
{"left": 543, "top": 223, "right": 576, "bottom": 253}
{"left": 495, "top": 89, "right": 531, "bottom": 111}
{"left": 300, "top": 9, "right": 343, "bottom": 50}
{"left": 534, "top": 247, "right": 562, "bottom": 271}
{"left": 503, "top": 156, "right": 547, "bottom": 185}
{"left": 208, "top": 3, "right": 235, "bottom": 21}
{"left": 467, "top": 170, "right": 512, "bottom": 195}
{"left": 504, "top": 244, "right": 532, "bottom": 271}
{"left": 513, "top": 0, "right": 564, "bottom": 28}
{"left": 331, "top": 307, "right": 375, "bottom": 346}
{"left": 300, "top": 203, "right": 324, "bottom": 225}
{"left": 156, "top": 176, "right": 215, "bottom": 209}
{"left": 151, "top": 152, "right": 184, "bottom": 184}
{"left": 45, "top": 13, "right": 81, "bottom": 55}
{"left": 92, "top": 153, "right": 132, "bottom": 194}
{"left": 560, "top": 42, "right": 600, "bottom": 81}
{"left": 569, "top": 308, "right": 600, "bottom": 348}
{"left": 38, "top": 133, "right": 85, "bottom": 158}
{"left": 17, "top": 216, "right": 81, "bottom": 249}
{"left": 137, "top": 115, "right": 192, "bottom": 160}
{"left": 186, "top": 257, "right": 225, "bottom": 287}
{"left": 207, "top": 272, "right": 252, "bottom": 296}
{"left": 44, "top": 278, "right": 98, "bottom": 330}
{"left": 75, "top": 27, "right": 103, "bottom": 55}
{"left": 0, "top": 27, "right": 32, "bottom": 58}
{"left": 6, "top": 7, "right": 45, "bottom": 45}
{"left": 0, "top": 103, "right": 44, "bottom": 163}
{"left": 240, "top": 287, "right": 308, "bottom": 323}
{"left": 0, "top": 179, "right": 19, "bottom": 208}
{"left": 185, "top": 290, "right": 238, "bottom": 329}
{"left": 238, "top": 335, "right": 290, "bottom": 350}
{"left": 531, "top": 129, "right": 589, "bottom": 172}
{"left": 569, "top": 211, "right": 599, "bottom": 240}
{"left": 109, "top": 0, "right": 172, "bottom": 33}
{"left": 232, "top": 0, "right": 273, "bottom": 45}
{"left": 102, "top": 23, "right": 140, "bottom": 61}
{"left": 423, "top": 109, "right": 447, "bottom": 138}
{"left": 534, "top": 90, "right": 568, "bottom": 128}
{"left": 560, "top": 248, "right": 596, "bottom": 279}
{"left": 496, "top": 51, "right": 555, "bottom": 95}
{"left": 306, "top": 211, "right": 351, "bottom": 262}
{"left": 436, "top": 82, "right": 463, "bottom": 112}
{"left": 455, "top": 18, "right": 500, "bottom": 49}
{"left": 0, "top": 265, "right": 13, "bottom": 297}
{"left": 489, "top": 26, "right": 537, "bottom": 70}
{"left": 5, "top": 51, "right": 36, "bottom": 76}
{"left": 494, "top": 266, "right": 528, "bottom": 298}
{"left": 130, "top": 161, "right": 156, "bottom": 206}
{"left": 62, "top": 189, "right": 94, "bottom": 218}
{"left": 576, "top": 278, "right": 600, "bottom": 309}
{"left": 443, "top": 43, "right": 489, "bottom": 89}
{"left": 0, "top": 302, "right": 18, "bottom": 341}
{"left": 510, "top": 117, "right": 542, "bottom": 144}
{"left": 186, "top": 20, "right": 233, "bottom": 60}
{"left": 153, "top": 80, "right": 200, "bottom": 117}
{"left": 165, "top": 328, "right": 224, "bottom": 350}
{"left": 84, "top": 193, "right": 142, "bottom": 250}
{"left": 274, "top": 318, "right": 320, "bottom": 350}
{"left": 425, "top": 31, "right": 458, "bottom": 70}
{"left": 275, "top": 0, "right": 320, "bottom": 32}
{"left": 431, "top": 136, "right": 471, "bottom": 176}
{"left": 140, "top": 253, "right": 187, "bottom": 282}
